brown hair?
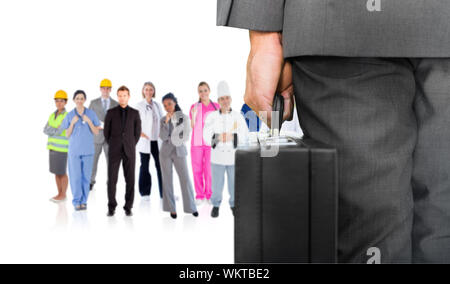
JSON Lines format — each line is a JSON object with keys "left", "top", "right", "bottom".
{"left": 198, "top": 82, "right": 210, "bottom": 103}
{"left": 198, "top": 81, "right": 210, "bottom": 90}
{"left": 117, "top": 85, "right": 130, "bottom": 95}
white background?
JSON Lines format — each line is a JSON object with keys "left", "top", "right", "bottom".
{"left": 0, "top": 0, "right": 251, "bottom": 264}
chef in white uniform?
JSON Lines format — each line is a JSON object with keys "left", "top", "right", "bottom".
{"left": 203, "top": 81, "right": 249, "bottom": 218}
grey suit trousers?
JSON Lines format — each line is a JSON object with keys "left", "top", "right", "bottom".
{"left": 292, "top": 56, "right": 450, "bottom": 263}
{"left": 160, "top": 150, "right": 197, "bottom": 214}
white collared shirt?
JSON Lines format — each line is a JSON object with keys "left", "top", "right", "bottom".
{"left": 101, "top": 97, "right": 111, "bottom": 112}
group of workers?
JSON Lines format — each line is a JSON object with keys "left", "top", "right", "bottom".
{"left": 44, "top": 79, "right": 301, "bottom": 218}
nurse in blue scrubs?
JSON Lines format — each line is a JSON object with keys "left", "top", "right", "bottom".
{"left": 62, "top": 90, "right": 100, "bottom": 211}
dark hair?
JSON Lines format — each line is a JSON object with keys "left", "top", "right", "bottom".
{"left": 198, "top": 81, "right": 210, "bottom": 103}
{"left": 117, "top": 85, "right": 130, "bottom": 95}
{"left": 162, "top": 93, "right": 182, "bottom": 112}
{"left": 162, "top": 93, "right": 183, "bottom": 125}
{"left": 142, "top": 82, "right": 156, "bottom": 98}
{"left": 73, "top": 90, "right": 87, "bottom": 100}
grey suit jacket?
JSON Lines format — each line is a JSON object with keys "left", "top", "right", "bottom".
{"left": 217, "top": 0, "right": 450, "bottom": 58}
{"left": 159, "top": 112, "right": 191, "bottom": 158}
{"left": 89, "top": 97, "right": 119, "bottom": 144}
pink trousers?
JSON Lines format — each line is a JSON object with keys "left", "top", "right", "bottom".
{"left": 191, "top": 146, "right": 212, "bottom": 200}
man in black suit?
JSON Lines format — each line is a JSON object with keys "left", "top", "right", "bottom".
{"left": 104, "top": 85, "right": 142, "bottom": 217}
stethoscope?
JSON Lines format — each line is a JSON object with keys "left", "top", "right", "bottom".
{"left": 75, "top": 111, "right": 86, "bottom": 125}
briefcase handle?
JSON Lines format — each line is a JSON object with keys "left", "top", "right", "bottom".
{"left": 272, "top": 93, "right": 285, "bottom": 135}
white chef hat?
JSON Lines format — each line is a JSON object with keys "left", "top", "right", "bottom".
{"left": 217, "top": 80, "right": 231, "bottom": 99}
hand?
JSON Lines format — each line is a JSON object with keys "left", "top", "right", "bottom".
{"left": 232, "top": 121, "right": 238, "bottom": 132}
{"left": 244, "top": 31, "right": 294, "bottom": 128}
{"left": 82, "top": 115, "right": 91, "bottom": 124}
{"left": 71, "top": 116, "right": 79, "bottom": 125}
{"left": 220, "top": 133, "right": 233, "bottom": 143}
{"left": 141, "top": 133, "right": 149, "bottom": 140}
{"left": 225, "top": 133, "right": 234, "bottom": 142}
{"left": 165, "top": 112, "right": 173, "bottom": 124}
{"left": 191, "top": 107, "right": 198, "bottom": 121}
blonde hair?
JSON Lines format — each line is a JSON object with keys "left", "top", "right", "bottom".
{"left": 142, "top": 82, "right": 156, "bottom": 99}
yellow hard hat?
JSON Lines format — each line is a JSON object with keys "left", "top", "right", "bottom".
{"left": 100, "top": 79, "right": 112, "bottom": 88}
{"left": 54, "top": 90, "right": 68, "bottom": 100}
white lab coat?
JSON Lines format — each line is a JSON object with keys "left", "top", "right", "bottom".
{"left": 203, "top": 110, "right": 249, "bottom": 166}
{"left": 136, "top": 100, "right": 163, "bottom": 154}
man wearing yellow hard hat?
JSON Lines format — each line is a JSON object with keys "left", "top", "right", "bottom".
{"left": 44, "top": 90, "right": 69, "bottom": 203}
{"left": 88, "top": 79, "right": 119, "bottom": 191}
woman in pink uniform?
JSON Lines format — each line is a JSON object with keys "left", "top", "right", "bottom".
{"left": 190, "top": 82, "right": 220, "bottom": 206}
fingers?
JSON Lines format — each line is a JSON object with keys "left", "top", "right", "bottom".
{"left": 278, "top": 61, "right": 294, "bottom": 122}
{"left": 245, "top": 31, "right": 288, "bottom": 129}
{"left": 281, "top": 85, "right": 294, "bottom": 122}
{"left": 277, "top": 61, "right": 292, "bottom": 92}
{"left": 245, "top": 51, "right": 283, "bottom": 128}
{"left": 245, "top": 62, "right": 293, "bottom": 127}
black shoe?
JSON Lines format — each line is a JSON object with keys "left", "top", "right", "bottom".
{"left": 125, "top": 209, "right": 133, "bottom": 217}
{"left": 231, "top": 207, "right": 235, "bottom": 216}
{"left": 90, "top": 184, "right": 94, "bottom": 191}
{"left": 211, "top": 207, "right": 219, "bottom": 218}
{"left": 170, "top": 212, "right": 177, "bottom": 219}
{"left": 192, "top": 212, "right": 199, "bottom": 217}
{"left": 107, "top": 210, "right": 115, "bottom": 217}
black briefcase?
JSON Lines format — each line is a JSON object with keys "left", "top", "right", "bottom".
{"left": 234, "top": 136, "right": 338, "bottom": 263}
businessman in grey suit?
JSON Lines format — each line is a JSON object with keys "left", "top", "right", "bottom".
{"left": 218, "top": 0, "right": 450, "bottom": 263}
{"left": 88, "top": 79, "right": 119, "bottom": 191}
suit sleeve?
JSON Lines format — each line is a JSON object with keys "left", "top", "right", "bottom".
{"left": 134, "top": 111, "right": 142, "bottom": 145}
{"left": 217, "top": 0, "right": 285, "bottom": 32}
{"left": 104, "top": 110, "right": 112, "bottom": 144}
{"left": 91, "top": 111, "right": 100, "bottom": 127}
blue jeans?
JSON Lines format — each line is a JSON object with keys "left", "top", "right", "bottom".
{"left": 211, "top": 163, "right": 235, "bottom": 208}
{"left": 68, "top": 154, "right": 94, "bottom": 208}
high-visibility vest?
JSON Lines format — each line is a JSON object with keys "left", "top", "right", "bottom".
{"left": 47, "top": 111, "right": 69, "bottom": 153}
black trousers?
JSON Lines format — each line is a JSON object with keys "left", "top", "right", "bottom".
{"left": 107, "top": 146, "right": 135, "bottom": 211}
{"left": 139, "top": 141, "right": 163, "bottom": 198}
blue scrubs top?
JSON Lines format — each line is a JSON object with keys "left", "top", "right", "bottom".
{"left": 61, "top": 108, "right": 100, "bottom": 156}
{"left": 241, "top": 104, "right": 261, "bottom": 132}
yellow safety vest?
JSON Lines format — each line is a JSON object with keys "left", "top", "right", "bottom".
{"left": 47, "top": 111, "right": 69, "bottom": 153}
